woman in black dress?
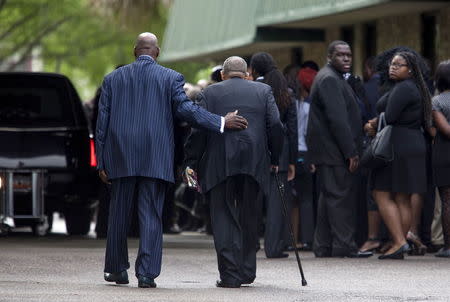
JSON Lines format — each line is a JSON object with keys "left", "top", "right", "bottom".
{"left": 371, "top": 51, "right": 432, "bottom": 259}
{"left": 432, "top": 60, "right": 450, "bottom": 258}
{"left": 250, "top": 52, "right": 298, "bottom": 258}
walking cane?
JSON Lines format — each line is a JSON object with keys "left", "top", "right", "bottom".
{"left": 272, "top": 169, "right": 307, "bottom": 286}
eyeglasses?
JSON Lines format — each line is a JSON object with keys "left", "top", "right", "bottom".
{"left": 390, "top": 63, "right": 408, "bottom": 69}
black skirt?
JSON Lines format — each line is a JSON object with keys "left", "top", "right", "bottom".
{"left": 371, "top": 127, "right": 427, "bottom": 193}
{"left": 433, "top": 133, "right": 450, "bottom": 187}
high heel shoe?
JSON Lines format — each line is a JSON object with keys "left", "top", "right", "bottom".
{"left": 359, "top": 238, "right": 381, "bottom": 253}
{"left": 378, "top": 243, "right": 410, "bottom": 260}
{"left": 407, "top": 232, "right": 427, "bottom": 256}
{"left": 379, "top": 241, "right": 393, "bottom": 254}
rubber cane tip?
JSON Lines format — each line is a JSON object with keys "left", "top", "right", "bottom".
{"left": 301, "top": 279, "right": 307, "bottom": 286}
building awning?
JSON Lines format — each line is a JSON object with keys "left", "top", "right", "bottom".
{"left": 160, "top": 0, "right": 448, "bottom": 63}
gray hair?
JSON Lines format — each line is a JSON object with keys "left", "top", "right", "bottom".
{"left": 222, "top": 56, "right": 247, "bottom": 75}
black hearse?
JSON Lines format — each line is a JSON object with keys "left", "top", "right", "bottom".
{"left": 0, "top": 72, "right": 98, "bottom": 235}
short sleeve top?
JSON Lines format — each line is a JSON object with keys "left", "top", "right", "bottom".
{"left": 432, "top": 91, "right": 450, "bottom": 123}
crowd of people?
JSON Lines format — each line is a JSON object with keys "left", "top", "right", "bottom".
{"left": 91, "top": 32, "right": 449, "bottom": 288}
{"left": 164, "top": 42, "right": 450, "bottom": 261}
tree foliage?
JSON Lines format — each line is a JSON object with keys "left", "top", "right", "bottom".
{"left": 0, "top": 0, "right": 208, "bottom": 100}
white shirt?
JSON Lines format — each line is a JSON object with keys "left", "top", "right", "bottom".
{"left": 296, "top": 99, "right": 310, "bottom": 152}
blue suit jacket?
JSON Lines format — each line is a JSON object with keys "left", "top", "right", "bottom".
{"left": 95, "top": 55, "right": 221, "bottom": 182}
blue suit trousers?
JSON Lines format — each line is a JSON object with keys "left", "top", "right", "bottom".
{"left": 104, "top": 176, "right": 166, "bottom": 279}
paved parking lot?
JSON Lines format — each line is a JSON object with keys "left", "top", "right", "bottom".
{"left": 1, "top": 230, "right": 449, "bottom": 302}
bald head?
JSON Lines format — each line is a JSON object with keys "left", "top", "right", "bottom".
{"left": 221, "top": 56, "right": 247, "bottom": 79}
{"left": 134, "top": 32, "right": 159, "bottom": 59}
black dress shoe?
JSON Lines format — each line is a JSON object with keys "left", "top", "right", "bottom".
{"left": 241, "top": 279, "right": 255, "bottom": 285}
{"left": 104, "top": 271, "right": 129, "bottom": 284}
{"left": 215, "top": 280, "right": 241, "bottom": 288}
{"left": 378, "top": 243, "right": 409, "bottom": 260}
{"left": 314, "top": 248, "right": 332, "bottom": 258}
{"left": 267, "top": 253, "right": 289, "bottom": 259}
{"left": 137, "top": 275, "right": 157, "bottom": 288}
{"left": 347, "top": 250, "right": 373, "bottom": 258}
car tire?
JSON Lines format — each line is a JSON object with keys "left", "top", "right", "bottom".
{"left": 32, "top": 217, "right": 49, "bottom": 236}
{"left": 64, "top": 205, "right": 91, "bottom": 236}
{"left": 0, "top": 223, "right": 11, "bottom": 236}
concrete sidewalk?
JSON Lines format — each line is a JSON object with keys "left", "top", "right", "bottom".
{"left": 0, "top": 234, "right": 449, "bottom": 302}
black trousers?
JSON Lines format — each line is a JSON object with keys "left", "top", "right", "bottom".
{"left": 293, "top": 160, "right": 315, "bottom": 244}
{"left": 208, "top": 175, "right": 259, "bottom": 285}
{"left": 313, "top": 165, "right": 358, "bottom": 257}
{"left": 264, "top": 172, "right": 289, "bottom": 257}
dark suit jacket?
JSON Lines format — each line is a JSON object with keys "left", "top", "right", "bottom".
{"left": 306, "top": 64, "right": 362, "bottom": 166}
{"left": 184, "top": 77, "right": 283, "bottom": 195}
{"left": 278, "top": 100, "right": 298, "bottom": 172}
{"left": 95, "top": 55, "right": 222, "bottom": 182}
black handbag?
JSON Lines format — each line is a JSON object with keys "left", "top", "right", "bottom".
{"left": 361, "top": 113, "right": 394, "bottom": 169}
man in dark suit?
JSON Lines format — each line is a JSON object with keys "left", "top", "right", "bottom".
{"left": 95, "top": 33, "right": 248, "bottom": 288}
{"left": 306, "top": 40, "right": 369, "bottom": 258}
{"left": 184, "top": 56, "right": 283, "bottom": 288}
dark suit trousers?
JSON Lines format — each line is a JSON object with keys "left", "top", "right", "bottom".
{"left": 293, "top": 161, "right": 315, "bottom": 244}
{"left": 264, "top": 172, "right": 289, "bottom": 257}
{"left": 104, "top": 177, "right": 166, "bottom": 279}
{"left": 313, "top": 165, "right": 358, "bottom": 256}
{"left": 208, "top": 175, "right": 259, "bottom": 285}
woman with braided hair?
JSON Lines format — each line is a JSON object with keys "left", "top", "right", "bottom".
{"left": 365, "top": 47, "right": 434, "bottom": 255}
{"left": 374, "top": 46, "right": 431, "bottom": 95}
{"left": 369, "top": 50, "right": 432, "bottom": 260}
{"left": 250, "top": 52, "right": 298, "bottom": 258}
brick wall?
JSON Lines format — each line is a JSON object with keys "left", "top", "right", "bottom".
{"left": 376, "top": 13, "right": 422, "bottom": 54}
{"left": 301, "top": 27, "right": 342, "bottom": 69}
{"left": 302, "top": 42, "right": 327, "bottom": 68}
{"left": 267, "top": 6, "right": 450, "bottom": 77}
{"left": 437, "top": 6, "right": 450, "bottom": 63}
{"left": 268, "top": 47, "right": 292, "bottom": 70}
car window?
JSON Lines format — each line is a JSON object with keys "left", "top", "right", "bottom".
{"left": 0, "top": 75, "right": 75, "bottom": 127}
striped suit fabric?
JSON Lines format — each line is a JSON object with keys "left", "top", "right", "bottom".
{"left": 104, "top": 177, "right": 165, "bottom": 278}
{"left": 96, "top": 55, "right": 221, "bottom": 182}
{"left": 96, "top": 55, "right": 222, "bottom": 279}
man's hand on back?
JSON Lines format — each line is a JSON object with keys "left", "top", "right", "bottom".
{"left": 224, "top": 110, "right": 248, "bottom": 130}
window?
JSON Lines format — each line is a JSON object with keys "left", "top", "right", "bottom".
{"left": 0, "top": 75, "right": 75, "bottom": 127}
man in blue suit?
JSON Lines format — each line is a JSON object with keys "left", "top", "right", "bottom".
{"left": 95, "top": 32, "right": 248, "bottom": 288}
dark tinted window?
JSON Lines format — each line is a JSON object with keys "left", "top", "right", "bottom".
{"left": 0, "top": 75, "right": 75, "bottom": 127}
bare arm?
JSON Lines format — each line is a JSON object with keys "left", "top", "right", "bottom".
{"left": 433, "top": 110, "right": 450, "bottom": 139}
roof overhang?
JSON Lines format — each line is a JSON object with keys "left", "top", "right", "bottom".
{"left": 160, "top": 0, "right": 449, "bottom": 63}
{"left": 276, "top": 0, "right": 449, "bottom": 28}
{"left": 161, "top": 27, "right": 324, "bottom": 63}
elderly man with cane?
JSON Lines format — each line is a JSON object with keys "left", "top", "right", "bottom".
{"left": 184, "top": 56, "right": 307, "bottom": 287}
